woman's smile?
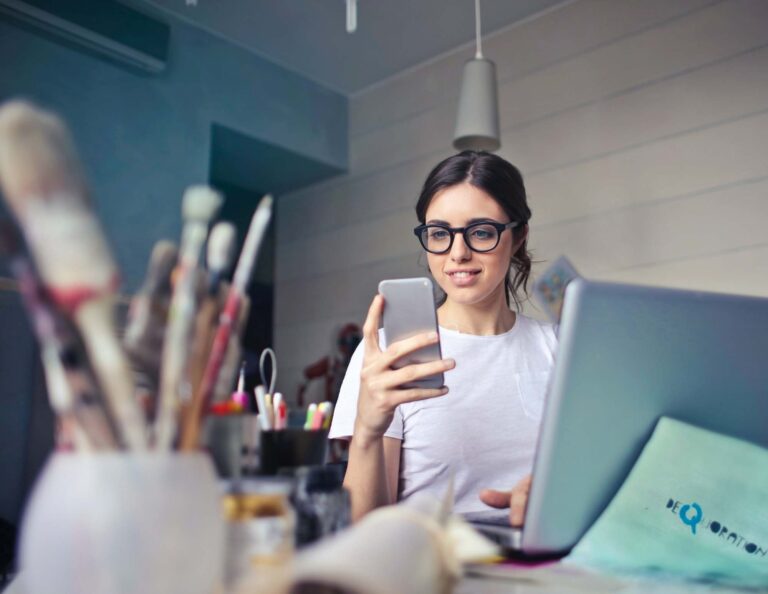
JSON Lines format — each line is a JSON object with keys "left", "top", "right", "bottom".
{"left": 445, "top": 268, "right": 482, "bottom": 287}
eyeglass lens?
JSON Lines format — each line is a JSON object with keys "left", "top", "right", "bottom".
{"left": 421, "top": 224, "right": 501, "bottom": 253}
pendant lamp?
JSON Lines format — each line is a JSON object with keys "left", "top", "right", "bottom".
{"left": 453, "top": 0, "right": 501, "bottom": 152}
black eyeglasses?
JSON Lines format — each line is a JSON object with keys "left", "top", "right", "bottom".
{"left": 413, "top": 220, "right": 520, "bottom": 254}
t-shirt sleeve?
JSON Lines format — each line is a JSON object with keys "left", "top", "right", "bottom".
{"left": 528, "top": 315, "right": 559, "bottom": 357}
{"left": 328, "top": 340, "right": 365, "bottom": 440}
{"left": 328, "top": 332, "right": 405, "bottom": 441}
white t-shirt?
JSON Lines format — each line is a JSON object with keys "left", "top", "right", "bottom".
{"left": 329, "top": 314, "right": 558, "bottom": 514}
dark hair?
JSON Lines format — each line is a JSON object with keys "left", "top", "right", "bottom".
{"left": 415, "top": 150, "right": 532, "bottom": 311}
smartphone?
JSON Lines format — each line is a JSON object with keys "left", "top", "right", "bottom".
{"left": 378, "top": 277, "right": 444, "bottom": 389}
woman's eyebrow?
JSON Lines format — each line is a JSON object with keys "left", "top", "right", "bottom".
{"left": 426, "top": 217, "right": 498, "bottom": 226}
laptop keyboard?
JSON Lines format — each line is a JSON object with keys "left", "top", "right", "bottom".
{"left": 461, "top": 511, "right": 513, "bottom": 526}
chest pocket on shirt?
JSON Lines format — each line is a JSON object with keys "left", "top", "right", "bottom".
{"left": 514, "top": 371, "right": 551, "bottom": 422}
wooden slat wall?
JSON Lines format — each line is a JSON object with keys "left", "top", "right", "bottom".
{"left": 274, "top": 0, "right": 768, "bottom": 403}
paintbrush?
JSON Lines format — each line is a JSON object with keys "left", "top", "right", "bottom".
{"left": 181, "top": 283, "right": 250, "bottom": 447}
{"left": 179, "top": 194, "right": 273, "bottom": 450}
{"left": 22, "top": 262, "right": 122, "bottom": 451}
{"left": 124, "top": 240, "right": 178, "bottom": 415}
{"left": 205, "top": 222, "right": 236, "bottom": 293}
{"left": 210, "top": 293, "right": 250, "bottom": 404}
{"left": 188, "top": 221, "right": 236, "bottom": 396}
{"left": 0, "top": 100, "right": 147, "bottom": 449}
{"left": 154, "top": 185, "right": 222, "bottom": 450}
{"left": 0, "top": 220, "right": 119, "bottom": 450}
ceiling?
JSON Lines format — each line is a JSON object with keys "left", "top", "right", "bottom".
{"left": 134, "top": 0, "right": 566, "bottom": 94}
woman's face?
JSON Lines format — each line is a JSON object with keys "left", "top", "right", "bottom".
{"left": 424, "top": 182, "right": 523, "bottom": 308}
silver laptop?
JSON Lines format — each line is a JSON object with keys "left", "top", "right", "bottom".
{"left": 468, "top": 279, "right": 768, "bottom": 555}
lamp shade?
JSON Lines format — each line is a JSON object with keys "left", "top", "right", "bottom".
{"left": 453, "top": 57, "right": 501, "bottom": 152}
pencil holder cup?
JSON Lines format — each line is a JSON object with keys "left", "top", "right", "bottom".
{"left": 260, "top": 429, "right": 329, "bottom": 475}
{"left": 204, "top": 414, "right": 261, "bottom": 478}
{"left": 19, "top": 452, "right": 225, "bottom": 594}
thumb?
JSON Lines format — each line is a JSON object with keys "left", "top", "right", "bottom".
{"left": 479, "top": 488, "right": 511, "bottom": 509}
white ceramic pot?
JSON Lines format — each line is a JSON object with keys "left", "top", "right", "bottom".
{"left": 20, "top": 452, "right": 224, "bottom": 594}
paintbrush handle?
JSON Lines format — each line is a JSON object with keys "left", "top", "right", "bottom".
{"left": 12, "top": 255, "right": 120, "bottom": 450}
{"left": 178, "top": 291, "right": 241, "bottom": 450}
{"left": 75, "top": 300, "right": 147, "bottom": 449}
{"left": 39, "top": 342, "right": 94, "bottom": 452}
{"left": 176, "top": 294, "right": 220, "bottom": 439}
{"left": 188, "top": 290, "right": 224, "bottom": 398}
{"left": 41, "top": 342, "right": 126, "bottom": 451}
{"left": 155, "top": 220, "right": 212, "bottom": 450}
{"left": 211, "top": 295, "right": 250, "bottom": 405}
{"left": 124, "top": 240, "right": 177, "bottom": 398}
{"left": 232, "top": 195, "right": 272, "bottom": 293}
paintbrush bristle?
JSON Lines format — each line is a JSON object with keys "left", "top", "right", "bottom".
{"left": 0, "top": 100, "right": 115, "bottom": 292}
{"left": 182, "top": 185, "right": 222, "bottom": 224}
{"left": 207, "top": 222, "right": 236, "bottom": 273}
{"left": 145, "top": 240, "right": 178, "bottom": 294}
{"left": 0, "top": 100, "right": 86, "bottom": 212}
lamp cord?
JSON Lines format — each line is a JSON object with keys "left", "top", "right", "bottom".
{"left": 474, "top": 0, "right": 483, "bottom": 59}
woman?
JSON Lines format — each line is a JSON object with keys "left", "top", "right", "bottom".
{"left": 329, "top": 151, "right": 557, "bottom": 524}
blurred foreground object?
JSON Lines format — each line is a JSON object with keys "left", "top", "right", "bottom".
{"left": 0, "top": 100, "right": 145, "bottom": 449}
{"left": 234, "top": 491, "right": 498, "bottom": 594}
{"left": 20, "top": 452, "right": 224, "bottom": 594}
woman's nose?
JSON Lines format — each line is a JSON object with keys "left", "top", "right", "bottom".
{"left": 450, "top": 232, "right": 471, "bottom": 261}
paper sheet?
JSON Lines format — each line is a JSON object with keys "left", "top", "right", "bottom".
{"left": 566, "top": 417, "right": 768, "bottom": 589}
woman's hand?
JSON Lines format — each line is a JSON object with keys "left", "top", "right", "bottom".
{"left": 353, "top": 294, "right": 454, "bottom": 446}
{"left": 479, "top": 474, "right": 533, "bottom": 527}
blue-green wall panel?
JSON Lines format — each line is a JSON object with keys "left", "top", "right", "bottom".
{"left": 0, "top": 13, "right": 347, "bottom": 290}
{"left": 0, "top": 8, "right": 347, "bottom": 531}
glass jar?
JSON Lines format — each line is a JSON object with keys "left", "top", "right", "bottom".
{"left": 221, "top": 478, "right": 295, "bottom": 588}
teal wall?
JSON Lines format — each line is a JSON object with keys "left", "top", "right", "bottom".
{"left": 0, "top": 9, "right": 347, "bottom": 530}
{"left": 0, "top": 11, "right": 347, "bottom": 290}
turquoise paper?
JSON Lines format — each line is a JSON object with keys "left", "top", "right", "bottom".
{"left": 567, "top": 417, "right": 768, "bottom": 588}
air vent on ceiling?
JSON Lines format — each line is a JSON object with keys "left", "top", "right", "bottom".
{"left": 0, "top": 0, "right": 170, "bottom": 74}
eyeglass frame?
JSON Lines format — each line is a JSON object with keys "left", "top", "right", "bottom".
{"left": 413, "top": 220, "right": 521, "bottom": 254}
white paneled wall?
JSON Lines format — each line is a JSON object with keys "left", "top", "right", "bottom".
{"left": 275, "top": 0, "right": 768, "bottom": 404}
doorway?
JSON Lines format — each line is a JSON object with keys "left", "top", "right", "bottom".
{"left": 208, "top": 124, "right": 344, "bottom": 389}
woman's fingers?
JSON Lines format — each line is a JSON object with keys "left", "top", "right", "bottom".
{"left": 510, "top": 475, "right": 532, "bottom": 527}
{"left": 479, "top": 488, "right": 511, "bottom": 509}
{"left": 357, "top": 293, "right": 452, "bottom": 437}
{"left": 510, "top": 491, "right": 528, "bottom": 527}
{"left": 362, "top": 295, "right": 384, "bottom": 358}
{"left": 390, "top": 386, "right": 449, "bottom": 407}
{"left": 382, "top": 358, "right": 455, "bottom": 390}
{"left": 381, "top": 330, "right": 441, "bottom": 368}
{"left": 478, "top": 475, "right": 533, "bottom": 527}
{"left": 516, "top": 475, "right": 533, "bottom": 491}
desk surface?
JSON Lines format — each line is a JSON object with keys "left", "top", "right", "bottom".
{"left": 458, "top": 578, "right": 752, "bottom": 593}
{"left": 458, "top": 564, "right": 757, "bottom": 594}
{"left": 5, "top": 572, "right": 755, "bottom": 594}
